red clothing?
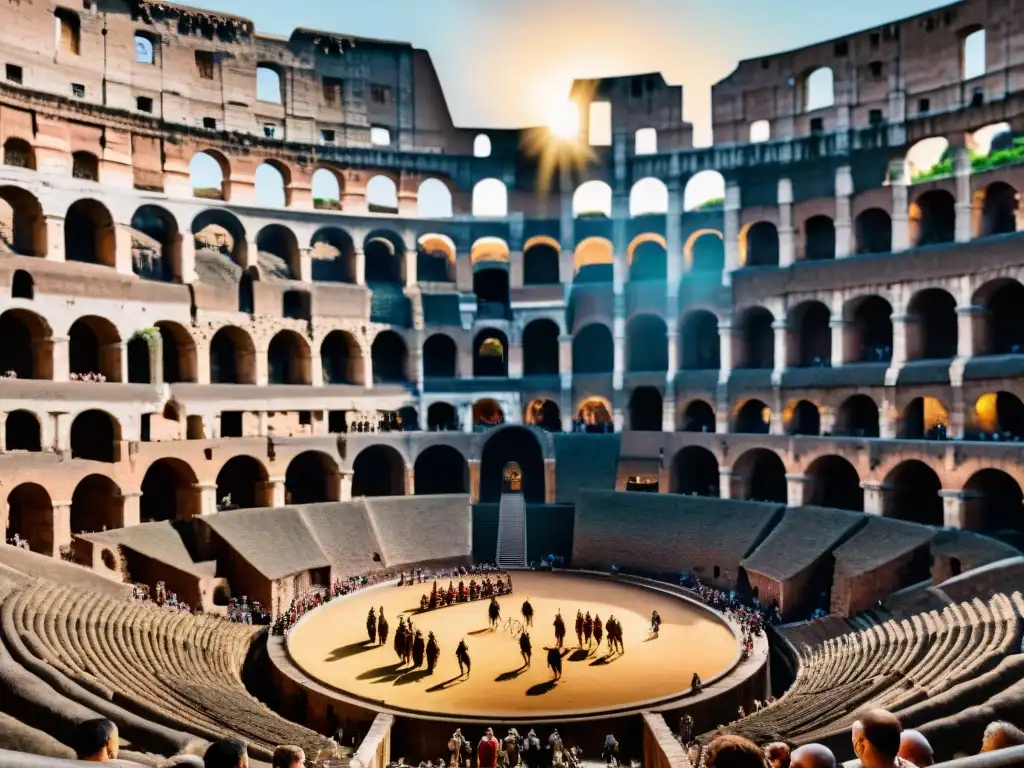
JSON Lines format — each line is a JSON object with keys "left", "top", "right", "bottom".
{"left": 477, "top": 736, "right": 499, "bottom": 768}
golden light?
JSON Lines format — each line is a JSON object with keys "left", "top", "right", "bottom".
{"left": 548, "top": 101, "right": 580, "bottom": 139}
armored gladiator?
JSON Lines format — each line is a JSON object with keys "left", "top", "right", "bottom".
{"left": 583, "top": 611, "right": 594, "bottom": 648}
{"left": 548, "top": 730, "right": 565, "bottom": 766}
{"left": 593, "top": 613, "right": 604, "bottom": 650}
{"left": 606, "top": 615, "right": 624, "bottom": 655}
{"left": 456, "top": 638, "right": 471, "bottom": 677}
{"left": 412, "top": 629, "right": 425, "bottom": 668}
{"left": 366, "top": 607, "right": 377, "bottom": 644}
{"left": 377, "top": 611, "right": 389, "bottom": 647}
{"left": 519, "top": 630, "right": 532, "bottom": 667}
{"left": 574, "top": 609, "right": 584, "bottom": 647}
{"left": 393, "top": 617, "right": 407, "bottom": 662}
{"left": 522, "top": 729, "right": 542, "bottom": 768}
{"left": 521, "top": 598, "right": 534, "bottom": 627}
{"left": 547, "top": 645, "right": 563, "bottom": 681}
{"left": 650, "top": 610, "right": 662, "bottom": 638}
{"left": 403, "top": 623, "right": 414, "bottom": 664}
{"left": 503, "top": 731, "right": 520, "bottom": 768}
{"left": 448, "top": 729, "right": 467, "bottom": 768}
{"left": 553, "top": 611, "right": 566, "bottom": 648}
{"left": 426, "top": 631, "right": 440, "bottom": 674}
{"left": 488, "top": 596, "right": 501, "bottom": 629}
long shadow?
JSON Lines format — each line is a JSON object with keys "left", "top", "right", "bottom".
{"left": 357, "top": 662, "right": 403, "bottom": 680}
{"left": 495, "top": 665, "right": 528, "bottom": 682}
{"left": 426, "top": 675, "right": 465, "bottom": 693}
{"left": 590, "top": 655, "right": 616, "bottom": 666}
{"left": 325, "top": 641, "right": 375, "bottom": 662}
{"left": 526, "top": 679, "right": 558, "bottom": 696}
{"left": 393, "top": 668, "right": 432, "bottom": 686}
{"left": 567, "top": 649, "right": 590, "bottom": 662}
{"left": 468, "top": 628, "right": 492, "bottom": 636}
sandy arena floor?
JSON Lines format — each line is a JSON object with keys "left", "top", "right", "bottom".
{"left": 288, "top": 572, "right": 737, "bottom": 718}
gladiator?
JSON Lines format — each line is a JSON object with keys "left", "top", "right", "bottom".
{"left": 605, "top": 615, "right": 620, "bottom": 655}
{"left": 521, "top": 598, "right": 534, "bottom": 627}
{"left": 650, "top": 610, "right": 662, "bottom": 638}
{"left": 503, "top": 732, "right": 520, "bottom": 768}
{"left": 377, "top": 612, "right": 389, "bottom": 647}
{"left": 553, "top": 611, "right": 566, "bottom": 648}
{"left": 584, "top": 611, "right": 594, "bottom": 647}
{"left": 412, "top": 630, "right": 425, "bottom": 668}
{"left": 366, "top": 607, "right": 377, "bottom": 644}
{"left": 403, "top": 624, "right": 414, "bottom": 664}
{"left": 547, "top": 646, "right": 563, "bottom": 680}
{"left": 393, "top": 618, "right": 407, "bottom": 662}
{"left": 456, "top": 638, "right": 471, "bottom": 677}
{"left": 488, "top": 596, "right": 501, "bottom": 629}
{"left": 426, "top": 631, "right": 440, "bottom": 673}
{"left": 519, "top": 630, "right": 532, "bottom": 667}
{"left": 574, "top": 610, "right": 584, "bottom": 647}
{"left": 420, "top": 593, "right": 430, "bottom": 612}
{"left": 593, "top": 614, "right": 604, "bottom": 649}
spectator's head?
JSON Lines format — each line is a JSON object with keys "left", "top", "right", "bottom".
{"left": 72, "top": 718, "right": 119, "bottom": 762}
{"left": 852, "top": 710, "right": 902, "bottom": 768}
{"left": 204, "top": 738, "right": 249, "bottom": 768}
{"left": 705, "top": 735, "right": 769, "bottom": 768}
{"left": 981, "top": 721, "right": 1024, "bottom": 753}
{"left": 272, "top": 745, "right": 304, "bottom": 768}
{"left": 899, "top": 730, "right": 933, "bottom": 766}
{"left": 765, "top": 742, "right": 791, "bottom": 768}
{"left": 789, "top": 744, "right": 836, "bottom": 768}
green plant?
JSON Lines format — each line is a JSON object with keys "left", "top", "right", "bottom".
{"left": 911, "top": 137, "right": 1024, "bottom": 182}
{"left": 696, "top": 197, "right": 724, "bottom": 210}
{"left": 132, "top": 327, "right": 159, "bottom": 343}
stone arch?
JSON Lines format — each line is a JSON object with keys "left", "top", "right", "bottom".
{"left": 71, "top": 475, "right": 123, "bottom": 535}
{"left": 970, "top": 392, "right": 1024, "bottom": 440}
{"left": 0, "top": 186, "right": 45, "bottom": 256}
{"left": 473, "top": 264, "right": 510, "bottom": 318}
{"left": 523, "top": 236, "right": 560, "bottom": 285}
{"left": 4, "top": 410, "right": 41, "bottom": 451}
{"left": 629, "top": 177, "right": 668, "bottom": 217}
{"left": 672, "top": 447, "right": 719, "bottom": 496}
{"left": 900, "top": 396, "right": 950, "bottom": 440}
{"left": 71, "top": 151, "right": 99, "bottom": 182}
{"left": 366, "top": 175, "right": 398, "bottom": 213}
{"left": 126, "top": 334, "right": 151, "bottom": 384}
{"left": 733, "top": 449, "right": 786, "bottom": 503}
{"left": 883, "top": 461, "right": 943, "bottom": 525}
{"left": 256, "top": 224, "right": 300, "bottom": 279}
{"left": 256, "top": 63, "right": 284, "bottom": 104}
{"left": 141, "top": 458, "right": 199, "bottom": 522}
{"left": 805, "top": 456, "right": 863, "bottom": 511}
{"left": 789, "top": 300, "right": 831, "bottom": 367}
{"left": 628, "top": 234, "right": 667, "bottom": 282}
{"left": 417, "top": 178, "right": 453, "bottom": 218}
{"left": 473, "top": 134, "right": 492, "bottom": 158}
{"left": 684, "top": 170, "right": 725, "bottom": 212}
{"left": 855, "top": 208, "right": 892, "bottom": 254}
{"left": 427, "top": 402, "right": 459, "bottom": 431}
{"left": 626, "top": 314, "right": 668, "bottom": 372}
{"left": 286, "top": 451, "right": 340, "bottom": 504}
{"left": 153, "top": 322, "right": 195, "bottom": 384}
{"left": 240, "top": 266, "right": 256, "bottom": 314}
{"left": 422, "top": 333, "right": 457, "bottom": 379}
{"left": 962, "top": 26, "right": 987, "bottom": 80}
{"left": 835, "top": 395, "right": 880, "bottom": 437}
{"left": 191, "top": 208, "right": 246, "bottom": 265}
{"left": 371, "top": 331, "right": 409, "bottom": 384}
{"left": 738, "top": 306, "right": 774, "bottom": 369}
{"left": 804, "top": 67, "right": 835, "bottom": 111}
{"left": 2, "top": 138, "right": 35, "bottom": 171}
{"left": 363, "top": 230, "right": 405, "bottom": 285}
{"left": 844, "top": 295, "right": 893, "bottom": 363}
{"left": 189, "top": 150, "right": 230, "bottom": 200}
{"left": 320, "top": 331, "right": 363, "bottom": 385}
{"left": 216, "top": 455, "right": 269, "bottom": 510}
{"left": 573, "top": 180, "right": 612, "bottom": 218}
{"left": 267, "top": 330, "right": 311, "bottom": 385}
{"left": 131, "top": 205, "right": 180, "bottom": 282}
{"left": 785, "top": 399, "right": 821, "bottom": 436}
{"left": 473, "top": 329, "right": 509, "bottom": 377}
{"left": 69, "top": 316, "right": 122, "bottom": 382}
{"left": 417, "top": 234, "right": 456, "bottom": 283}
{"left": 524, "top": 399, "right": 561, "bottom": 432}
{"left": 0, "top": 308, "right": 52, "bottom": 379}
{"left": 572, "top": 323, "right": 614, "bottom": 374}
{"left": 523, "top": 319, "right": 559, "bottom": 376}
{"left": 70, "top": 409, "right": 120, "bottom": 463}
{"left": 254, "top": 160, "right": 291, "bottom": 208}
{"left": 11, "top": 270, "right": 33, "bottom": 300}
{"left": 479, "top": 427, "right": 545, "bottom": 502}
{"left": 680, "top": 310, "right": 720, "bottom": 370}
{"left": 473, "top": 399, "right": 505, "bottom": 429}
{"left": 629, "top": 386, "right": 663, "bottom": 431}
{"left": 910, "top": 190, "right": 956, "bottom": 246}
{"left": 980, "top": 182, "right": 1018, "bottom": 237}
{"left": 962, "top": 469, "right": 1024, "bottom": 534}
{"left": 209, "top": 326, "right": 256, "bottom": 384}
{"left": 573, "top": 237, "right": 614, "bottom": 283}
{"left": 734, "top": 399, "right": 771, "bottom": 434}
{"left": 5, "top": 483, "right": 53, "bottom": 555}
{"left": 472, "top": 178, "right": 508, "bottom": 217}
{"left": 576, "top": 397, "right": 613, "bottom": 433}
{"left": 65, "top": 199, "right": 115, "bottom": 267}
{"left": 973, "top": 278, "right": 1024, "bottom": 355}
{"left": 740, "top": 222, "right": 779, "bottom": 267}
{"left": 414, "top": 446, "right": 468, "bottom": 495}
{"left": 681, "top": 400, "right": 716, "bottom": 433}
{"left": 803, "top": 215, "right": 836, "bottom": 260}
{"left": 311, "top": 167, "right": 342, "bottom": 209}
{"left": 310, "top": 226, "right": 356, "bottom": 283}
{"left": 397, "top": 405, "right": 419, "bottom": 432}
{"left": 470, "top": 237, "right": 509, "bottom": 267}
{"left": 686, "top": 230, "right": 725, "bottom": 275}
{"left": 907, "top": 288, "right": 957, "bottom": 360}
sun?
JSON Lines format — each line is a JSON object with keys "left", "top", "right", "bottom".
{"left": 547, "top": 101, "right": 580, "bottom": 140}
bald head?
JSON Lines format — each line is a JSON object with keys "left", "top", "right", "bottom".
{"left": 981, "top": 721, "right": 1024, "bottom": 753}
{"left": 789, "top": 744, "right": 836, "bottom": 768}
{"left": 852, "top": 710, "right": 903, "bottom": 768}
{"left": 899, "top": 730, "right": 933, "bottom": 767}
{"left": 765, "top": 742, "right": 790, "bottom": 768}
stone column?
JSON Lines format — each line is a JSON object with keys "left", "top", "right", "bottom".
{"left": 718, "top": 320, "right": 734, "bottom": 384}
{"left": 263, "top": 476, "right": 286, "bottom": 507}
{"left": 665, "top": 172, "right": 683, "bottom": 290}
{"left": 831, "top": 319, "right": 850, "bottom": 365}
{"left": 404, "top": 250, "right": 418, "bottom": 288}
{"left": 860, "top": 482, "right": 889, "bottom": 515}
{"left": 835, "top": 166, "right": 853, "bottom": 258}
{"left": 718, "top": 468, "right": 734, "bottom": 500}
{"left": 879, "top": 400, "right": 898, "bottom": 439}
{"left": 786, "top": 474, "right": 808, "bottom": 507}
{"left": 45, "top": 216, "right": 65, "bottom": 262}
{"left": 121, "top": 491, "right": 142, "bottom": 528}
{"left": 777, "top": 179, "right": 795, "bottom": 267}
{"left": 256, "top": 411, "right": 268, "bottom": 437}
{"left": 194, "top": 483, "right": 218, "bottom": 516}
{"left": 462, "top": 403, "right": 473, "bottom": 434}
{"left": 938, "top": 489, "right": 973, "bottom": 529}
{"left": 178, "top": 235, "right": 197, "bottom": 284}
{"left": 362, "top": 350, "right": 374, "bottom": 390}
{"left": 723, "top": 183, "right": 740, "bottom": 284}
{"left": 663, "top": 327, "right": 678, "bottom": 431}
{"left": 355, "top": 249, "right": 366, "bottom": 286}
{"left": 52, "top": 500, "right": 72, "bottom": 557}
{"left": 404, "top": 465, "right": 415, "bottom": 496}
{"left": 890, "top": 314, "right": 910, "bottom": 368}
{"left": 544, "top": 458, "right": 557, "bottom": 504}
{"left": 468, "top": 459, "right": 481, "bottom": 503}
{"left": 772, "top": 319, "right": 789, "bottom": 377}
{"left": 53, "top": 413, "right": 72, "bottom": 452}
{"left": 299, "top": 248, "right": 313, "bottom": 284}
{"left": 339, "top": 470, "right": 354, "bottom": 501}
{"left": 613, "top": 314, "right": 625, "bottom": 391}
{"left": 559, "top": 390, "right": 573, "bottom": 432}
{"left": 889, "top": 159, "right": 910, "bottom": 252}
{"left": 51, "top": 335, "right": 69, "bottom": 382}
{"left": 957, "top": 306, "right": 983, "bottom": 358}
{"left": 954, "top": 148, "right": 973, "bottom": 243}
{"left": 559, "top": 334, "right": 572, "bottom": 377}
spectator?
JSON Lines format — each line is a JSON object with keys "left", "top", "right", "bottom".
{"left": 705, "top": 734, "right": 769, "bottom": 768}
{"left": 765, "top": 742, "right": 791, "bottom": 768}
{"left": 72, "top": 718, "right": 119, "bottom": 762}
{"left": 204, "top": 739, "right": 248, "bottom": 768}
{"left": 272, "top": 745, "right": 305, "bottom": 768}
{"left": 789, "top": 744, "right": 835, "bottom": 768}
{"left": 477, "top": 728, "right": 500, "bottom": 768}
{"left": 852, "top": 710, "right": 909, "bottom": 768}
{"left": 899, "top": 730, "right": 933, "bottom": 767}
{"left": 980, "top": 721, "right": 1024, "bottom": 753}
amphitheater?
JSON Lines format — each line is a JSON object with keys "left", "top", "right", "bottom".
{"left": 3, "top": 0, "right": 1024, "bottom": 765}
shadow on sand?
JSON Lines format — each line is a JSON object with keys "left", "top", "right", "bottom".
{"left": 567, "top": 649, "right": 590, "bottom": 662}
{"left": 394, "top": 668, "right": 433, "bottom": 686}
{"left": 426, "top": 675, "right": 466, "bottom": 693}
{"left": 526, "top": 679, "right": 558, "bottom": 696}
{"left": 589, "top": 654, "right": 616, "bottom": 666}
{"left": 325, "top": 641, "right": 376, "bottom": 662}
{"left": 495, "top": 665, "right": 528, "bottom": 682}
{"left": 357, "top": 662, "right": 403, "bottom": 681}
{"left": 468, "top": 627, "right": 492, "bottom": 636}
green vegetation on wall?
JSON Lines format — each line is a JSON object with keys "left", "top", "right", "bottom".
{"left": 912, "top": 136, "right": 1024, "bottom": 183}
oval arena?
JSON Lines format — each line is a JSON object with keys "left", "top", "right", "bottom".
{"left": 2, "top": 0, "right": 1024, "bottom": 766}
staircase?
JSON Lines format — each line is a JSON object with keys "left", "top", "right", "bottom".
{"left": 496, "top": 493, "right": 527, "bottom": 568}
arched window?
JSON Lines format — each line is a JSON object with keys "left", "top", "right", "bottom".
{"left": 472, "top": 179, "right": 508, "bottom": 217}
{"left": 54, "top": 8, "right": 81, "bottom": 55}
{"left": 635, "top": 128, "right": 657, "bottom": 155}
{"left": 71, "top": 152, "right": 99, "bottom": 182}
{"left": 473, "top": 134, "right": 492, "bottom": 157}
{"left": 254, "top": 162, "right": 289, "bottom": 208}
{"left": 311, "top": 168, "right": 341, "bottom": 210}
{"left": 804, "top": 67, "right": 835, "bottom": 112}
{"left": 572, "top": 181, "right": 612, "bottom": 218}
{"left": 417, "top": 178, "right": 453, "bottom": 218}
{"left": 135, "top": 32, "right": 156, "bottom": 64}
{"left": 629, "top": 178, "right": 668, "bottom": 217}
{"left": 750, "top": 120, "right": 770, "bottom": 143}
{"left": 963, "top": 28, "right": 986, "bottom": 80}
{"left": 367, "top": 175, "right": 398, "bottom": 213}
{"left": 256, "top": 65, "right": 283, "bottom": 104}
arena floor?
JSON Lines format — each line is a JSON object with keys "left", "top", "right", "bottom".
{"left": 287, "top": 571, "right": 738, "bottom": 718}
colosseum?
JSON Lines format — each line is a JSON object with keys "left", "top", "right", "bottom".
{"left": 1, "top": 0, "right": 1024, "bottom": 765}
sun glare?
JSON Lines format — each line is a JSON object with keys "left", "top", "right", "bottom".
{"left": 548, "top": 102, "right": 580, "bottom": 139}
